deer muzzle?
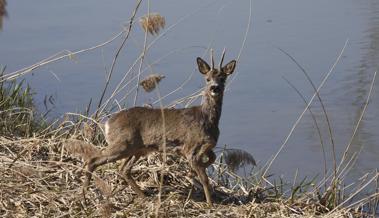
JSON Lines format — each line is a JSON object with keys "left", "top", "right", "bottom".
{"left": 210, "top": 85, "right": 221, "bottom": 96}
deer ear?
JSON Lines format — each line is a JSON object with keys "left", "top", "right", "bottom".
{"left": 222, "top": 60, "right": 236, "bottom": 75}
{"left": 197, "top": 57, "right": 210, "bottom": 75}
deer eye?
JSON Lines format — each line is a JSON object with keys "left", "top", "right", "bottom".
{"left": 206, "top": 78, "right": 210, "bottom": 82}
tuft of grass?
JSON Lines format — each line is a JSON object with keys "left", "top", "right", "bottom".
{"left": 0, "top": 66, "right": 47, "bottom": 137}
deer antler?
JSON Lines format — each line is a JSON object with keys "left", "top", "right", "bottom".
{"left": 210, "top": 49, "right": 215, "bottom": 69}
{"left": 219, "top": 47, "right": 226, "bottom": 69}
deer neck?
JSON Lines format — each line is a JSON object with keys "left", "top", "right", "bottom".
{"left": 201, "top": 92, "right": 223, "bottom": 127}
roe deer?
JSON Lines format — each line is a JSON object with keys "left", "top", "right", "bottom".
{"left": 83, "top": 51, "right": 236, "bottom": 206}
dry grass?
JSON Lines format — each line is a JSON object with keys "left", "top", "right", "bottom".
{"left": 0, "top": 129, "right": 370, "bottom": 217}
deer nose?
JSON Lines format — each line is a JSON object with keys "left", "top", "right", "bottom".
{"left": 210, "top": 85, "right": 220, "bottom": 93}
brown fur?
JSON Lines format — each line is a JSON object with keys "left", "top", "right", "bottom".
{"left": 81, "top": 54, "right": 236, "bottom": 206}
{"left": 65, "top": 139, "right": 100, "bottom": 160}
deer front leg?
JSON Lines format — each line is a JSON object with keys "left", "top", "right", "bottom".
{"left": 192, "top": 162, "right": 212, "bottom": 207}
{"left": 191, "top": 150, "right": 214, "bottom": 207}
{"left": 186, "top": 144, "right": 216, "bottom": 206}
{"left": 188, "top": 150, "right": 216, "bottom": 195}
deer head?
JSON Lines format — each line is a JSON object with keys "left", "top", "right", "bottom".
{"left": 196, "top": 50, "right": 237, "bottom": 99}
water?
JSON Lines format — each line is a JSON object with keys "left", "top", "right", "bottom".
{"left": 1, "top": 0, "right": 378, "bottom": 184}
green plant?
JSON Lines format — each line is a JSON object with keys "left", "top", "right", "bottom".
{"left": 0, "top": 66, "right": 45, "bottom": 137}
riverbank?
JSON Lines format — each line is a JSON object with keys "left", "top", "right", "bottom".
{"left": 0, "top": 136, "right": 362, "bottom": 217}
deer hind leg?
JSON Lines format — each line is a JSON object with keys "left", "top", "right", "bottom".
{"left": 83, "top": 142, "right": 130, "bottom": 190}
{"left": 185, "top": 169, "right": 198, "bottom": 202}
{"left": 119, "top": 155, "right": 146, "bottom": 198}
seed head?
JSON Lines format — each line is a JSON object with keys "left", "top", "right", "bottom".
{"left": 140, "top": 74, "right": 165, "bottom": 92}
{"left": 139, "top": 13, "right": 165, "bottom": 35}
